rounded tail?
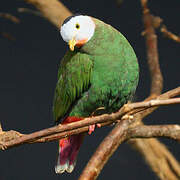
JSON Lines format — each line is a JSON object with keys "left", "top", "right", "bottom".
{"left": 55, "top": 133, "right": 84, "bottom": 173}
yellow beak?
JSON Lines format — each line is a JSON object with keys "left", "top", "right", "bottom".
{"left": 68, "top": 38, "right": 76, "bottom": 51}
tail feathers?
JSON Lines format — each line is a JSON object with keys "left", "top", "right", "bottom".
{"left": 55, "top": 157, "right": 76, "bottom": 173}
{"left": 55, "top": 134, "right": 84, "bottom": 174}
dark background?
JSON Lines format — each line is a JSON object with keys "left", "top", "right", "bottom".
{"left": 0, "top": 0, "right": 180, "bottom": 179}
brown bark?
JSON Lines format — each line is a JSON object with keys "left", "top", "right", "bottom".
{"left": 1, "top": 94, "right": 180, "bottom": 150}
{"left": 25, "top": 0, "right": 72, "bottom": 28}
{"left": 79, "top": 117, "right": 134, "bottom": 180}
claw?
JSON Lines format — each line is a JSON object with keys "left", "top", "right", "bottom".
{"left": 88, "top": 124, "right": 95, "bottom": 135}
{"left": 88, "top": 123, "right": 102, "bottom": 135}
{"left": 97, "top": 123, "right": 101, "bottom": 128}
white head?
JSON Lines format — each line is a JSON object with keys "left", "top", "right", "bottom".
{"left": 60, "top": 15, "right": 95, "bottom": 51}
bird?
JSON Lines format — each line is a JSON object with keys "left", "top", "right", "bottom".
{"left": 53, "top": 14, "right": 139, "bottom": 174}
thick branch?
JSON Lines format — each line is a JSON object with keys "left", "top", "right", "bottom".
{"left": 78, "top": 122, "right": 180, "bottom": 180}
{"left": 78, "top": 117, "right": 133, "bottom": 180}
{"left": 127, "top": 98, "right": 180, "bottom": 109}
{"left": 24, "top": 0, "right": 72, "bottom": 28}
{"left": 0, "top": 93, "right": 180, "bottom": 150}
{"left": 128, "top": 1, "right": 180, "bottom": 180}
{"left": 141, "top": 0, "right": 163, "bottom": 96}
{"left": 129, "top": 138, "right": 180, "bottom": 180}
{"left": 129, "top": 125, "right": 180, "bottom": 141}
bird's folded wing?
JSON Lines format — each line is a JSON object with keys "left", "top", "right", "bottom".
{"left": 53, "top": 51, "right": 93, "bottom": 122}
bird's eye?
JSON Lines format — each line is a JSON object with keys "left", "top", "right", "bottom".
{"left": 75, "top": 23, "right": 80, "bottom": 29}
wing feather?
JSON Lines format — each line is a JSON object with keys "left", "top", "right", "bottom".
{"left": 53, "top": 51, "right": 93, "bottom": 122}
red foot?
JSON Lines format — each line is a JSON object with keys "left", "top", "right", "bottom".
{"left": 88, "top": 124, "right": 95, "bottom": 135}
{"left": 88, "top": 123, "right": 102, "bottom": 135}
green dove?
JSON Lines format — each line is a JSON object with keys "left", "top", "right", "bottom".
{"left": 53, "top": 15, "right": 139, "bottom": 174}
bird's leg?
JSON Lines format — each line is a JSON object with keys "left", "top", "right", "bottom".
{"left": 88, "top": 107, "right": 104, "bottom": 134}
{"left": 88, "top": 124, "right": 96, "bottom": 135}
{"left": 88, "top": 123, "right": 101, "bottom": 134}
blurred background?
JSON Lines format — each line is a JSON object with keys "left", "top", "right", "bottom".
{"left": 0, "top": 0, "right": 179, "bottom": 179}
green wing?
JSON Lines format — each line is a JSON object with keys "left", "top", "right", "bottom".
{"left": 53, "top": 50, "right": 93, "bottom": 122}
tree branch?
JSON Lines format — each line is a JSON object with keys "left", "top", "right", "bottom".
{"left": 78, "top": 121, "right": 180, "bottom": 180}
{"left": 141, "top": 0, "right": 163, "bottom": 96}
{"left": 78, "top": 117, "right": 134, "bottom": 180}
{"left": 0, "top": 12, "right": 20, "bottom": 23}
{"left": 129, "top": 125, "right": 180, "bottom": 141}
{"left": 0, "top": 91, "right": 180, "bottom": 150}
{"left": 78, "top": 123, "right": 180, "bottom": 180}
{"left": 0, "top": 123, "right": 2, "bottom": 132}
{"left": 24, "top": 0, "right": 72, "bottom": 28}
{"left": 127, "top": 1, "right": 180, "bottom": 180}
{"left": 18, "top": 8, "right": 43, "bottom": 18}
{"left": 160, "top": 25, "right": 180, "bottom": 43}
{"left": 129, "top": 138, "right": 180, "bottom": 180}
{"left": 142, "top": 15, "right": 180, "bottom": 44}
{"left": 127, "top": 98, "right": 180, "bottom": 109}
